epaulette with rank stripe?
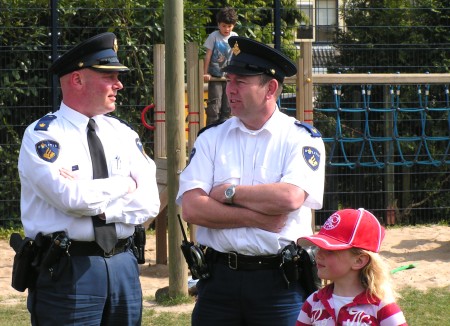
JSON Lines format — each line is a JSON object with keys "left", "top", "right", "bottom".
{"left": 197, "top": 119, "right": 226, "bottom": 137}
{"left": 105, "top": 113, "right": 135, "bottom": 131}
{"left": 34, "top": 114, "right": 57, "bottom": 131}
{"left": 294, "top": 121, "right": 321, "bottom": 137}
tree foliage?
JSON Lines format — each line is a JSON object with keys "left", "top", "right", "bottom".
{"left": 334, "top": 0, "right": 449, "bottom": 73}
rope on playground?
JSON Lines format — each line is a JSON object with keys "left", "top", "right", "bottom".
{"left": 315, "top": 84, "right": 450, "bottom": 168}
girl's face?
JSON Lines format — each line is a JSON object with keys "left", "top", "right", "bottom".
{"left": 315, "top": 248, "right": 358, "bottom": 282}
{"left": 218, "top": 22, "right": 235, "bottom": 37}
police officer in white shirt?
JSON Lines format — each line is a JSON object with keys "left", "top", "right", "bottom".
{"left": 18, "top": 32, "right": 160, "bottom": 325}
{"left": 176, "top": 36, "right": 326, "bottom": 326}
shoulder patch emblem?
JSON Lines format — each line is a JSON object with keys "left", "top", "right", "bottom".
{"left": 135, "top": 138, "right": 150, "bottom": 161}
{"left": 294, "top": 121, "right": 321, "bottom": 137}
{"left": 35, "top": 140, "right": 60, "bottom": 163}
{"left": 188, "top": 147, "right": 196, "bottom": 164}
{"left": 34, "top": 115, "right": 57, "bottom": 131}
{"left": 136, "top": 138, "right": 144, "bottom": 154}
{"left": 303, "top": 146, "right": 320, "bottom": 171}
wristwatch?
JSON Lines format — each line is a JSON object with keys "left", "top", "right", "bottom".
{"left": 224, "top": 185, "right": 236, "bottom": 205}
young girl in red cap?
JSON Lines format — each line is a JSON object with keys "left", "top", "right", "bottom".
{"left": 296, "top": 208, "right": 407, "bottom": 326}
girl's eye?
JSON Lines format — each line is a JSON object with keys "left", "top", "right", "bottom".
{"left": 319, "top": 249, "right": 334, "bottom": 256}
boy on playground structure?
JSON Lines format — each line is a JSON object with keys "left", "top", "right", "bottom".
{"left": 296, "top": 208, "right": 407, "bottom": 325}
{"left": 203, "top": 7, "right": 238, "bottom": 125}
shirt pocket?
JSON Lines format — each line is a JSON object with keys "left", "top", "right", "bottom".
{"left": 110, "top": 155, "right": 131, "bottom": 177}
{"left": 214, "top": 164, "right": 241, "bottom": 186}
{"left": 253, "top": 165, "right": 282, "bottom": 185}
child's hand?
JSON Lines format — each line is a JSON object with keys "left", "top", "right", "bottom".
{"left": 204, "top": 74, "right": 211, "bottom": 82}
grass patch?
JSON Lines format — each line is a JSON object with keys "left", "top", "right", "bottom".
{"left": 154, "top": 293, "right": 195, "bottom": 306}
{"left": 1, "top": 287, "right": 448, "bottom": 325}
{"left": 0, "top": 225, "right": 23, "bottom": 240}
{"left": 399, "top": 286, "right": 450, "bottom": 325}
{"left": 0, "top": 296, "right": 29, "bottom": 326}
{"left": 142, "top": 310, "right": 191, "bottom": 325}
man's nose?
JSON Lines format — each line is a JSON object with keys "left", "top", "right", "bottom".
{"left": 114, "top": 80, "right": 124, "bottom": 90}
{"left": 226, "top": 81, "right": 236, "bottom": 93}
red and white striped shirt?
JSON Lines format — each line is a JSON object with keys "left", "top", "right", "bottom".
{"left": 297, "top": 284, "right": 407, "bottom": 326}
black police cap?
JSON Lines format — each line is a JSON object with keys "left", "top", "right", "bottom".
{"left": 221, "top": 36, "right": 297, "bottom": 83}
{"left": 49, "top": 32, "right": 129, "bottom": 77}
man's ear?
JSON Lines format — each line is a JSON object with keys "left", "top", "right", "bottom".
{"left": 70, "top": 71, "right": 83, "bottom": 88}
{"left": 266, "top": 79, "right": 279, "bottom": 99}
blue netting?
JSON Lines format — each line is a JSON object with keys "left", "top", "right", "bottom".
{"left": 316, "top": 84, "right": 450, "bottom": 168}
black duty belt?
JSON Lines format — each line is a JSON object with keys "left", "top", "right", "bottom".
{"left": 67, "top": 238, "right": 131, "bottom": 258}
{"left": 210, "top": 248, "right": 282, "bottom": 271}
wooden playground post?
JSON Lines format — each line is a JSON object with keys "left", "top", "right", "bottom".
{"left": 186, "top": 42, "right": 203, "bottom": 243}
{"left": 164, "top": 0, "right": 187, "bottom": 297}
{"left": 154, "top": 44, "right": 166, "bottom": 158}
{"left": 297, "top": 41, "right": 316, "bottom": 230}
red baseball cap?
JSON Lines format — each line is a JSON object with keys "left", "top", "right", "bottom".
{"left": 297, "top": 208, "right": 385, "bottom": 253}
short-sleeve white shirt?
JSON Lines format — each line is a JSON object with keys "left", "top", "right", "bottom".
{"left": 176, "top": 108, "right": 325, "bottom": 255}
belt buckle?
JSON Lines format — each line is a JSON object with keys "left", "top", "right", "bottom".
{"left": 228, "top": 252, "right": 238, "bottom": 270}
{"left": 103, "top": 247, "right": 115, "bottom": 258}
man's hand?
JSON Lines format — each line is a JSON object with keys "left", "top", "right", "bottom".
{"left": 59, "top": 168, "right": 76, "bottom": 180}
{"left": 253, "top": 212, "right": 289, "bottom": 233}
{"left": 209, "top": 183, "right": 232, "bottom": 204}
{"left": 127, "top": 177, "right": 137, "bottom": 194}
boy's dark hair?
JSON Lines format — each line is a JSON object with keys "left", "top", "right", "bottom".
{"left": 216, "top": 7, "right": 238, "bottom": 25}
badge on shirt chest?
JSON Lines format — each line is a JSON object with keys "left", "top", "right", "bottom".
{"left": 35, "top": 140, "right": 60, "bottom": 163}
{"left": 303, "top": 146, "right": 320, "bottom": 171}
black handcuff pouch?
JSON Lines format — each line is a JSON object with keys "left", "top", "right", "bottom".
{"left": 10, "top": 233, "right": 38, "bottom": 292}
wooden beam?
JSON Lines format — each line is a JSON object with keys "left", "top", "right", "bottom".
{"left": 286, "top": 73, "right": 450, "bottom": 85}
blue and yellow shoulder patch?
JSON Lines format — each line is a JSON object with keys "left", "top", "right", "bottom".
{"left": 135, "top": 137, "right": 150, "bottom": 161}
{"left": 188, "top": 147, "right": 196, "bottom": 163}
{"left": 303, "top": 146, "right": 320, "bottom": 171}
{"left": 34, "top": 115, "right": 57, "bottom": 131}
{"left": 35, "top": 140, "right": 60, "bottom": 163}
{"left": 294, "top": 121, "right": 321, "bottom": 137}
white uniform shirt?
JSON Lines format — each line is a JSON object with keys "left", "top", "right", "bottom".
{"left": 176, "top": 108, "right": 325, "bottom": 255}
{"left": 18, "top": 103, "right": 160, "bottom": 240}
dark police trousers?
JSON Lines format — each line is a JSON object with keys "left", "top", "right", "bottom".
{"left": 192, "top": 260, "right": 305, "bottom": 326}
{"left": 28, "top": 249, "right": 142, "bottom": 326}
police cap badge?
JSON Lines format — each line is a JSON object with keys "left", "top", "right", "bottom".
{"left": 222, "top": 36, "right": 297, "bottom": 83}
{"left": 49, "top": 32, "right": 129, "bottom": 77}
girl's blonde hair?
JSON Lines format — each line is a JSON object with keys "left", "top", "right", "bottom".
{"left": 350, "top": 248, "right": 399, "bottom": 302}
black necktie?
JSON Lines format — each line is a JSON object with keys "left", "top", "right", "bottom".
{"left": 87, "top": 118, "right": 117, "bottom": 253}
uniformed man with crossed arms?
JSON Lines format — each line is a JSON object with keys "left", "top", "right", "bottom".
{"left": 18, "top": 32, "right": 160, "bottom": 325}
{"left": 176, "top": 36, "right": 326, "bottom": 326}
